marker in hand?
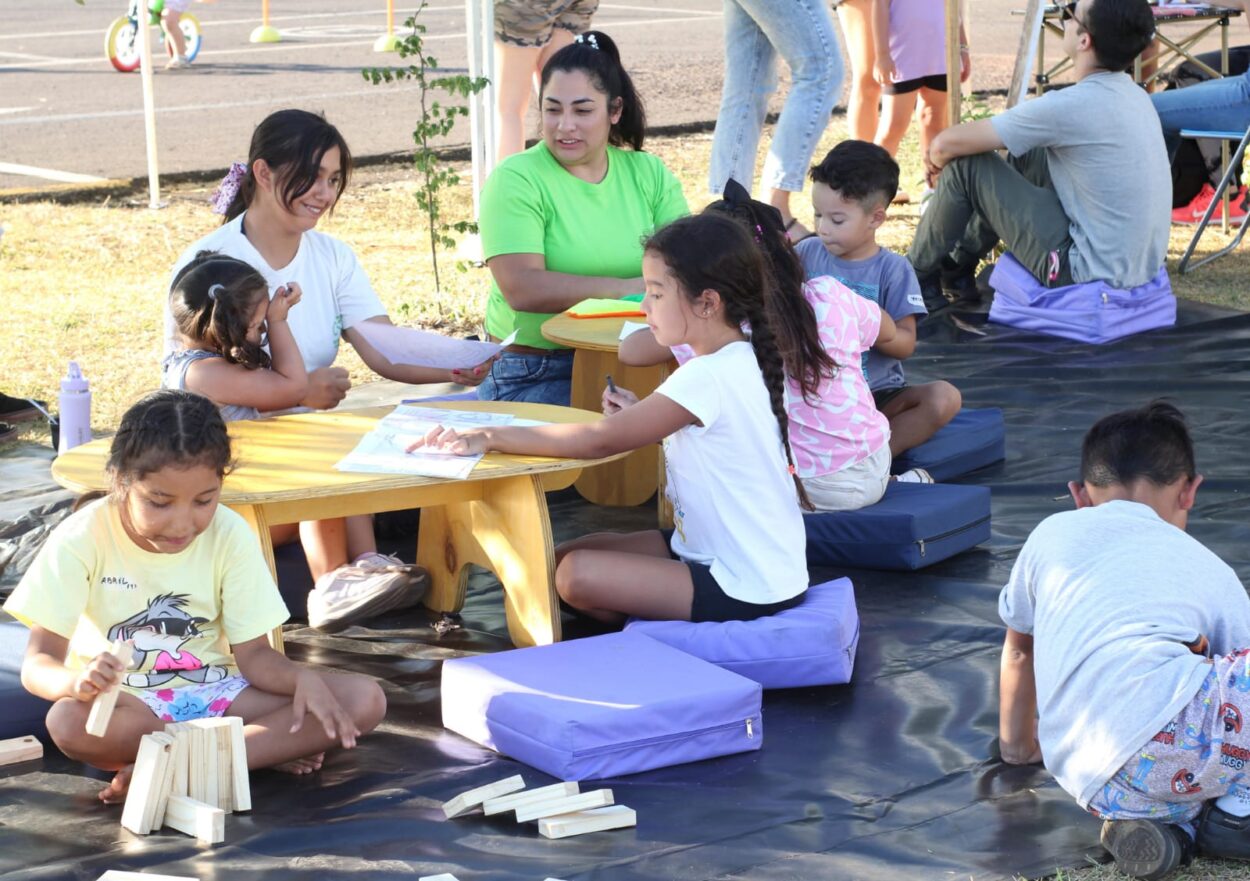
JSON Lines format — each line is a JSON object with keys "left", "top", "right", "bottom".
{"left": 606, "top": 374, "right": 617, "bottom": 394}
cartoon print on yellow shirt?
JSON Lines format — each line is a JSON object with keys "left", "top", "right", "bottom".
{"left": 107, "top": 593, "right": 229, "bottom": 688}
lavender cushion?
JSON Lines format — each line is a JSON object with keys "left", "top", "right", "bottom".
{"left": 442, "top": 631, "right": 762, "bottom": 780}
{"left": 624, "top": 578, "right": 858, "bottom": 689}
{"left": 989, "top": 252, "right": 1175, "bottom": 344}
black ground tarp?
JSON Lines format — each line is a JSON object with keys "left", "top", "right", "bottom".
{"left": 4, "top": 299, "right": 1250, "bottom": 880}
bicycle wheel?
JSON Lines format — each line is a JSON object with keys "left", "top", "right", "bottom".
{"left": 105, "top": 15, "right": 141, "bottom": 72}
{"left": 180, "top": 13, "right": 202, "bottom": 63}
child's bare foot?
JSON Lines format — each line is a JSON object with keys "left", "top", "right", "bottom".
{"left": 272, "top": 753, "right": 324, "bottom": 775}
{"left": 99, "top": 764, "right": 134, "bottom": 804}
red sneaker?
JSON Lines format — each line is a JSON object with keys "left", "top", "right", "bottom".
{"left": 1207, "top": 187, "right": 1248, "bottom": 226}
{"left": 1173, "top": 184, "right": 1215, "bottom": 225}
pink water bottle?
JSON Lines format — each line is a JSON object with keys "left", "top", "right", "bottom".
{"left": 58, "top": 361, "right": 92, "bottom": 454}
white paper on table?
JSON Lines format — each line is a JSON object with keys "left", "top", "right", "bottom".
{"left": 619, "top": 320, "right": 650, "bottom": 341}
{"left": 353, "top": 323, "right": 517, "bottom": 370}
{"left": 334, "top": 406, "right": 551, "bottom": 478}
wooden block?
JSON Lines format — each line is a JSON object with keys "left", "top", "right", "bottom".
{"left": 85, "top": 640, "right": 135, "bottom": 738}
{"left": 97, "top": 871, "right": 198, "bottom": 880}
{"left": 515, "top": 789, "right": 613, "bottom": 823}
{"left": 149, "top": 732, "right": 177, "bottom": 829}
{"left": 482, "top": 781, "right": 579, "bottom": 816}
{"left": 196, "top": 726, "right": 217, "bottom": 810}
{"left": 225, "top": 716, "right": 250, "bottom": 812}
{"left": 163, "top": 794, "right": 225, "bottom": 845}
{"left": 120, "top": 734, "right": 169, "bottom": 835}
{"left": 214, "top": 724, "right": 233, "bottom": 812}
{"left": 441, "top": 774, "right": 526, "bottom": 819}
{"left": 0, "top": 735, "right": 43, "bottom": 767}
{"left": 539, "top": 804, "right": 636, "bottom": 839}
{"left": 166, "top": 726, "right": 190, "bottom": 798}
{"left": 185, "top": 718, "right": 235, "bottom": 811}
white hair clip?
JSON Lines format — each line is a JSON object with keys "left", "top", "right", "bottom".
{"left": 207, "top": 284, "right": 225, "bottom": 301}
{"left": 576, "top": 32, "right": 599, "bottom": 50}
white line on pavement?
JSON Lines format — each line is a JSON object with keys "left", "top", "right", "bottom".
{"left": 0, "top": 162, "right": 106, "bottom": 183}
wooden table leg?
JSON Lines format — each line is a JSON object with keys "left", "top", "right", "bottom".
{"left": 418, "top": 474, "right": 561, "bottom": 647}
{"left": 232, "top": 504, "right": 285, "bottom": 654}
{"left": 568, "top": 349, "right": 665, "bottom": 507}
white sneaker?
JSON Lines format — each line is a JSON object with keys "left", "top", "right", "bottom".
{"left": 895, "top": 467, "right": 935, "bottom": 484}
{"left": 306, "top": 554, "right": 429, "bottom": 632}
{"left": 165, "top": 55, "right": 189, "bottom": 69}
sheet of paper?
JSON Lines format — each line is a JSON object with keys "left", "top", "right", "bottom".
{"left": 334, "top": 406, "right": 528, "bottom": 478}
{"left": 353, "top": 323, "right": 516, "bottom": 370}
{"left": 619, "top": 320, "right": 650, "bottom": 341}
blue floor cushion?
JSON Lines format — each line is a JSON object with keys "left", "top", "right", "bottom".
{"left": 891, "top": 407, "right": 1006, "bottom": 482}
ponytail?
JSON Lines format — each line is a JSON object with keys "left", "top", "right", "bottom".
{"left": 540, "top": 31, "right": 647, "bottom": 151}
{"left": 645, "top": 214, "right": 814, "bottom": 511}
{"left": 705, "top": 179, "right": 836, "bottom": 403}
{"left": 224, "top": 109, "right": 351, "bottom": 222}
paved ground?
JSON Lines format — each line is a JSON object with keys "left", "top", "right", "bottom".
{"left": 0, "top": 0, "right": 1243, "bottom": 190}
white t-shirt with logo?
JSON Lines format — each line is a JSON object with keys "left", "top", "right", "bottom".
{"left": 164, "top": 213, "right": 386, "bottom": 374}
{"left": 655, "top": 340, "right": 807, "bottom": 605}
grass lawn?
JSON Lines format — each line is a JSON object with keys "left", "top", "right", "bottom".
{"left": 3, "top": 107, "right": 1250, "bottom": 881}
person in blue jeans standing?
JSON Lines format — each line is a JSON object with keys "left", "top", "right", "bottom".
{"left": 708, "top": 0, "right": 842, "bottom": 241}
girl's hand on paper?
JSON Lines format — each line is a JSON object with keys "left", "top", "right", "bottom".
{"left": 406, "top": 424, "right": 487, "bottom": 456}
{"left": 602, "top": 386, "right": 639, "bottom": 415}
{"left": 450, "top": 354, "right": 496, "bottom": 387}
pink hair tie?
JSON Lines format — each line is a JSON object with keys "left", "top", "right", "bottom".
{"left": 210, "top": 162, "right": 248, "bottom": 215}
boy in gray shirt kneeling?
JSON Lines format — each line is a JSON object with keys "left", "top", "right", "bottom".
{"left": 1000, "top": 402, "right": 1250, "bottom": 880}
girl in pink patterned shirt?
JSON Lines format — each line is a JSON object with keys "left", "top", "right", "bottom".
{"left": 620, "top": 180, "right": 899, "bottom": 511}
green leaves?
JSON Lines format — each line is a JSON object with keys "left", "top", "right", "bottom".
{"left": 362, "top": 0, "right": 489, "bottom": 314}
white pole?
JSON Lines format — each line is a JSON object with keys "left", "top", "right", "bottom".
{"left": 465, "top": 0, "right": 497, "bottom": 218}
{"left": 138, "top": 6, "right": 161, "bottom": 209}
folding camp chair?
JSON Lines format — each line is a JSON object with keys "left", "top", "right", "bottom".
{"left": 1177, "top": 125, "right": 1250, "bottom": 274}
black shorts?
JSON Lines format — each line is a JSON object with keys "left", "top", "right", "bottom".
{"left": 873, "top": 385, "right": 909, "bottom": 410}
{"left": 660, "top": 530, "right": 805, "bottom": 623}
{"left": 883, "top": 74, "right": 948, "bottom": 96}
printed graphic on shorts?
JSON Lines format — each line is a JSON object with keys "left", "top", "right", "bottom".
{"left": 1223, "top": 702, "right": 1243, "bottom": 734}
{"left": 1171, "top": 769, "right": 1202, "bottom": 795}
{"left": 107, "top": 593, "right": 229, "bottom": 688}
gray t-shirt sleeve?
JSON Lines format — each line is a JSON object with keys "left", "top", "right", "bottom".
{"left": 879, "top": 252, "right": 926, "bottom": 321}
{"left": 998, "top": 538, "right": 1036, "bottom": 635}
{"left": 991, "top": 90, "right": 1074, "bottom": 157}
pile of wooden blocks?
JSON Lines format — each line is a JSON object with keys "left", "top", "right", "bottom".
{"left": 441, "top": 774, "right": 636, "bottom": 839}
{"left": 121, "top": 717, "right": 250, "bottom": 844}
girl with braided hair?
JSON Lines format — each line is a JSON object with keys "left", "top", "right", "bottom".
{"left": 620, "top": 181, "right": 904, "bottom": 512}
{"left": 409, "top": 213, "right": 808, "bottom": 624}
{"left": 4, "top": 390, "right": 386, "bottom": 804}
{"left": 164, "top": 252, "right": 428, "bottom": 633}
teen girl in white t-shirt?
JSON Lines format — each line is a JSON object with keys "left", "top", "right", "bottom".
{"left": 411, "top": 213, "right": 809, "bottom": 624}
{"left": 165, "top": 109, "right": 492, "bottom": 409}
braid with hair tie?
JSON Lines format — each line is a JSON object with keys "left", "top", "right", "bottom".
{"left": 739, "top": 297, "right": 815, "bottom": 512}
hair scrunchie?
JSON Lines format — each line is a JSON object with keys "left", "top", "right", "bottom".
{"left": 210, "top": 162, "right": 248, "bottom": 215}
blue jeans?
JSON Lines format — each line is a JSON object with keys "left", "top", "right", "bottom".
{"left": 477, "top": 350, "right": 573, "bottom": 404}
{"left": 1151, "top": 67, "right": 1250, "bottom": 160}
{"left": 708, "top": 0, "right": 842, "bottom": 195}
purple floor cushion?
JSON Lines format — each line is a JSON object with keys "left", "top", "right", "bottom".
{"left": 442, "top": 631, "right": 762, "bottom": 780}
{"left": 804, "top": 482, "right": 991, "bottom": 571}
{"left": 989, "top": 252, "right": 1175, "bottom": 344}
{"left": 891, "top": 408, "right": 1006, "bottom": 482}
{"left": 624, "top": 578, "right": 858, "bottom": 689}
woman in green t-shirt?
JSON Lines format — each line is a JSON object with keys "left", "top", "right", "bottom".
{"left": 478, "top": 30, "right": 689, "bottom": 404}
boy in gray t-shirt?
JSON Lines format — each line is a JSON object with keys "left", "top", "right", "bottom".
{"left": 798, "top": 141, "right": 961, "bottom": 458}
{"left": 1000, "top": 402, "right": 1250, "bottom": 879}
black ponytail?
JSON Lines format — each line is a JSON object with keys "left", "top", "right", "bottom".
{"left": 540, "top": 31, "right": 647, "bottom": 151}
{"left": 705, "top": 180, "right": 837, "bottom": 403}
{"left": 644, "top": 214, "right": 814, "bottom": 511}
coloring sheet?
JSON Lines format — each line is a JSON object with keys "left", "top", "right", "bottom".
{"left": 335, "top": 406, "right": 525, "bottom": 479}
{"left": 353, "top": 323, "right": 517, "bottom": 370}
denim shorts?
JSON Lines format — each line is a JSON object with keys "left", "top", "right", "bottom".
{"left": 477, "top": 350, "right": 574, "bottom": 405}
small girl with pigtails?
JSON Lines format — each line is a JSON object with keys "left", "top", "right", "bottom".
{"left": 411, "top": 213, "right": 809, "bottom": 625}
{"left": 163, "top": 252, "right": 428, "bottom": 632}
{"left": 3, "top": 390, "right": 386, "bottom": 804}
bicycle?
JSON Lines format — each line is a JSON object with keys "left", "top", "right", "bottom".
{"left": 105, "top": 0, "right": 202, "bottom": 73}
